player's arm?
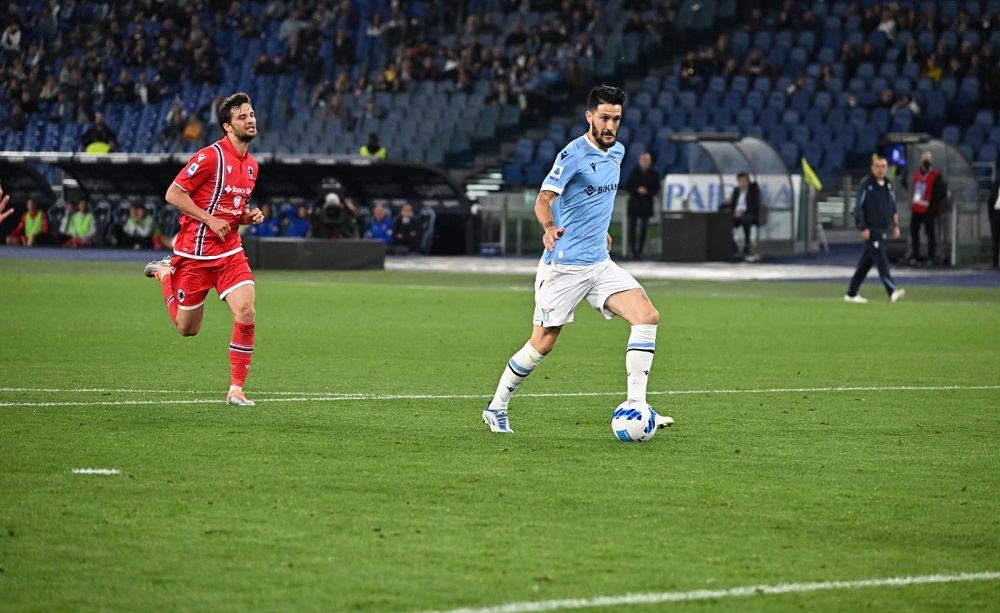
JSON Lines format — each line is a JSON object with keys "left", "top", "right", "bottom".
{"left": 534, "top": 189, "right": 564, "bottom": 251}
{"left": 240, "top": 205, "right": 264, "bottom": 225}
{"left": 0, "top": 185, "right": 11, "bottom": 224}
{"left": 165, "top": 182, "right": 231, "bottom": 239}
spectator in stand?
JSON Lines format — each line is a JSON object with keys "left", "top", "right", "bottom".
{"left": 5, "top": 198, "right": 50, "bottom": 246}
{"left": 81, "top": 112, "right": 117, "bottom": 153}
{"left": 181, "top": 112, "right": 205, "bottom": 147}
{"left": 6, "top": 101, "right": 26, "bottom": 131}
{"left": 61, "top": 198, "right": 96, "bottom": 247}
{"left": 333, "top": 27, "right": 356, "bottom": 68}
{"left": 49, "top": 90, "right": 73, "bottom": 123}
{"left": 115, "top": 202, "right": 155, "bottom": 249}
{"left": 246, "top": 203, "right": 280, "bottom": 238}
{"left": 285, "top": 205, "right": 312, "bottom": 238}
{"left": 323, "top": 93, "right": 351, "bottom": 123}
{"left": 921, "top": 54, "right": 944, "bottom": 84}
{"left": 160, "top": 98, "right": 187, "bottom": 145}
{"left": 875, "top": 88, "right": 896, "bottom": 110}
{"left": 38, "top": 74, "right": 60, "bottom": 103}
{"left": 839, "top": 41, "right": 859, "bottom": 79}
{"left": 741, "top": 48, "right": 776, "bottom": 82}
{"left": 365, "top": 204, "right": 393, "bottom": 244}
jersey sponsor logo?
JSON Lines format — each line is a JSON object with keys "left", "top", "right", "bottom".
{"left": 224, "top": 185, "right": 252, "bottom": 195}
{"left": 186, "top": 162, "right": 199, "bottom": 176}
{"left": 584, "top": 183, "right": 618, "bottom": 196}
{"left": 548, "top": 164, "right": 564, "bottom": 181}
{"left": 227, "top": 164, "right": 233, "bottom": 174}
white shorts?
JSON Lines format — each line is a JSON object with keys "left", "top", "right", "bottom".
{"left": 532, "top": 258, "right": 643, "bottom": 327}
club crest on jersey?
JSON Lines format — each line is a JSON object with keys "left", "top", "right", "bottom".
{"left": 248, "top": 166, "right": 254, "bottom": 179}
{"left": 233, "top": 195, "right": 243, "bottom": 208}
{"left": 548, "top": 164, "right": 563, "bottom": 181}
{"left": 177, "top": 289, "right": 186, "bottom": 303}
{"left": 186, "top": 162, "right": 199, "bottom": 176}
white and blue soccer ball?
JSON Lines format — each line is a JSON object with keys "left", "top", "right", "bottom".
{"left": 611, "top": 399, "right": 657, "bottom": 442}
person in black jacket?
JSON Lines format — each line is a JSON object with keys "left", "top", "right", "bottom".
{"left": 728, "top": 171, "right": 761, "bottom": 256}
{"left": 988, "top": 178, "right": 1000, "bottom": 270}
{"left": 624, "top": 152, "right": 660, "bottom": 259}
{"left": 845, "top": 155, "right": 906, "bottom": 303}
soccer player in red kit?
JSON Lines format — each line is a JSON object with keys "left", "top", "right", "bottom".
{"left": 143, "top": 92, "right": 265, "bottom": 406}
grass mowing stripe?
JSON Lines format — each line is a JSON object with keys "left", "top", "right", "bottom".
{"left": 2, "top": 384, "right": 998, "bottom": 408}
{"left": 407, "top": 572, "right": 1000, "bottom": 613}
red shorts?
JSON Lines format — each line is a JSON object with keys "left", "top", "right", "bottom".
{"left": 170, "top": 251, "right": 254, "bottom": 310}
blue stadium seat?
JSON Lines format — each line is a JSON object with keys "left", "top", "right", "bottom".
{"left": 730, "top": 75, "right": 749, "bottom": 96}
{"left": 978, "top": 143, "right": 998, "bottom": 164}
{"left": 974, "top": 108, "right": 995, "bottom": 127}
{"left": 766, "top": 90, "right": 787, "bottom": 112}
{"left": 891, "top": 108, "right": 913, "bottom": 132}
{"left": 744, "top": 90, "right": 765, "bottom": 113}
{"left": 870, "top": 107, "right": 890, "bottom": 134}
{"left": 735, "top": 107, "right": 756, "bottom": 128}
{"left": 798, "top": 30, "right": 816, "bottom": 54}
{"left": 677, "top": 91, "right": 698, "bottom": 109}
{"left": 779, "top": 141, "right": 800, "bottom": 168}
{"left": 940, "top": 124, "right": 962, "bottom": 144}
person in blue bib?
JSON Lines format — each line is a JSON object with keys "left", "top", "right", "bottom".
{"left": 482, "top": 85, "right": 673, "bottom": 434}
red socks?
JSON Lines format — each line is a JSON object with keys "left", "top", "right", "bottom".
{"left": 229, "top": 322, "right": 255, "bottom": 387}
{"left": 160, "top": 275, "right": 178, "bottom": 324}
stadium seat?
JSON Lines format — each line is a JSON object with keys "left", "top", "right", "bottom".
{"left": 978, "top": 143, "right": 998, "bottom": 164}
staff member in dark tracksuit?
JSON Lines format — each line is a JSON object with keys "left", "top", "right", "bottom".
{"left": 844, "top": 155, "right": 906, "bottom": 304}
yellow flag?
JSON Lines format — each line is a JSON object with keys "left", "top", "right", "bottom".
{"left": 801, "top": 157, "right": 822, "bottom": 191}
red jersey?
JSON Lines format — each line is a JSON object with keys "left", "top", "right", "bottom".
{"left": 171, "top": 137, "right": 259, "bottom": 259}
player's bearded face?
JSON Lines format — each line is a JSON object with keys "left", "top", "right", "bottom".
{"left": 229, "top": 104, "right": 257, "bottom": 143}
{"left": 587, "top": 104, "right": 621, "bottom": 151}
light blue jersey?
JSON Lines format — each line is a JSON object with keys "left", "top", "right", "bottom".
{"left": 540, "top": 134, "right": 625, "bottom": 265}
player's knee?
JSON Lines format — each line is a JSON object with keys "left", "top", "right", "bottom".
{"left": 233, "top": 304, "right": 255, "bottom": 323}
{"left": 176, "top": 323, "right": 200, "bottom": 337}
{"left": 639, "top": 306, "right": 660, "bottom": 326}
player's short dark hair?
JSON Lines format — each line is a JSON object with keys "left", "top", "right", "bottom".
{"left": 737, "top": 171, "right": 750, "bottom": 180}
{"left": 218, "top": 92, "right": 252, "bottom": 131}
{"left": 587, "top": 85, "right": 626, "bottom": 111}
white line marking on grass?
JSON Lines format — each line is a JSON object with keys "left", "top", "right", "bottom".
{"left": 1, "top": 385, "right": 998, "bottom": 408}
{"left": 72, "top": 468, "right": 120, "bottom": 475}
{"left": 406, "top": 571, "right": 1000, "bottom": 613}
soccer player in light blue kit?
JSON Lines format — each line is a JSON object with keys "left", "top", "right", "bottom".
{"left": 483, "top": 85, "right": 673, "bottom": 433}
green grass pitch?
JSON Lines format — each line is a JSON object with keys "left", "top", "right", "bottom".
{"left": 1, "top": 258, "right": 998, "bottom": 612}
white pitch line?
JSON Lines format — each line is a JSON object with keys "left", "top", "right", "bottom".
{"left": 71, "top": 468, "right": 120, "bottom": 475}
{"left": 406, "top": 571, "right": 1000, "bottom": 613}
{"left": 0, "top": 385, "right": 998, "bottom": 408}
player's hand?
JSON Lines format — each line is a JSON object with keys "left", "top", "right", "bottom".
{"left": 242, "top": 208, "right": 264, "bottom": 225}
{"left": 542, "top": 226, "right": 565, "bottom": 251}
{"left": 607, "top": 233, "right": 612, "bottom": 252}
{"left": 206, "top": 215, "right": 230, "bottom": 239}
{"left": 0, "top": 185, "right": 11, "bottom": 224}
{"left": 891, "top": 226, "right": 900, "bottom": 239}
{"left": 860, "top": 229, "right": 870, "bottom": 242}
